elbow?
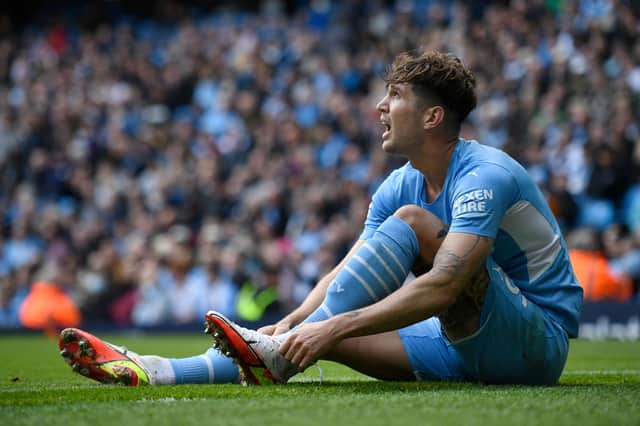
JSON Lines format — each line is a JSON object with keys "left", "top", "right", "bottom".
{"left": 412, "top": 271, "right": 472, "bottom": 316}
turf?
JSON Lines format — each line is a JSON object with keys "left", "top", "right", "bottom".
{"left": 1, "top": 334, "right": 638, "bottom": 426}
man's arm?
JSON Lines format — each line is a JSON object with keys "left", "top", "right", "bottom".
{"left": 280, "top": 232, "right": 493, "bottom": 368}
{"left": 260, "top": 240, "right": 365, "bottom": 335}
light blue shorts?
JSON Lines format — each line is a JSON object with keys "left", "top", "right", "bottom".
{"left": 397, "top": 258, "right": 569, "bottom": 385}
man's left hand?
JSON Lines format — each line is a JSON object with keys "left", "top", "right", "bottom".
{"left": 279, "top": 321, "right": 340, "bottom": 370}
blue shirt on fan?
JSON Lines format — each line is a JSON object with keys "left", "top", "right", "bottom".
{"left": 360, "top": 138, "right": 583, "bottom": 337}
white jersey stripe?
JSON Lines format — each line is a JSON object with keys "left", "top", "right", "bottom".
{"left": 500, "top": 200, "right": 562, "bottom": 282}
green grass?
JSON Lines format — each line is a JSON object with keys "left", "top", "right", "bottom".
{"left": 1, "top": 334, "right": 639, "bottom": 426}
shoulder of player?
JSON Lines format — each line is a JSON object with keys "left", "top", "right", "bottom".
{"left": 448, "top": 160, "right": 521, "bottom": 205}
{"left": 457, "top": 139, "right": 518, "bottom": 166}
{"left": 452, "top": 159, "right": 516, "bottom": 183}
{"left": 382, "top": 162, "right": 419, "bottom": 184}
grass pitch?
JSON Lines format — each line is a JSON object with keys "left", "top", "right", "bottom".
{"left": 1, "top": 334, "right": 639, "bottom": 426}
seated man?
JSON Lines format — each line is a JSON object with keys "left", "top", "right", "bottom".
{"left": 59, "top": 50, "right": 583, "bottom": 387}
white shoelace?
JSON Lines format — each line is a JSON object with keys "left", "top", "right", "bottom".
{"left": 315, "top": 363, "right": 324, "bottom": 385}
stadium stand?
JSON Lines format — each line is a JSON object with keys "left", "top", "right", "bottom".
{"left": 0, "top": 0, "right": 638, "bottom": 330}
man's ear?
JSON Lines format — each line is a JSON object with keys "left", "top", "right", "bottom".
{"left": 423, "top": 105, "right": 445, "bottom": 130}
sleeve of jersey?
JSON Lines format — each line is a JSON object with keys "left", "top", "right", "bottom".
{"left": 359, "top": 173, "right": 400, "bottom": 240}
{"left": 449, "top": 165, "right": 518, "bottom": 238}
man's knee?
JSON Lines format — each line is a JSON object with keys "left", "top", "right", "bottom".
{"left": 394, "top": 205, "right": 449, "bottom": 269}
{"left": 394, "top": 205, "right": 447, "bottom": 238}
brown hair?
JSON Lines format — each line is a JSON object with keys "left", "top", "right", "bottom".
{"left": 384, "top": 50, "right": 477, "bottom": 128}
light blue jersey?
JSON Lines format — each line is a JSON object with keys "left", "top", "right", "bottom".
{"left": 361, "top": 138, "right": 583, "bottom": 338}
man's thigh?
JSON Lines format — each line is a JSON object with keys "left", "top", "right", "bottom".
{"left": 324, "top": 331, "right": 416, "bottom": 381}
{"left": 451, "top": 258, "right": 569, "bottom": 385}
{"left": 327, "top": 318, "right": 472, "bottom": 382}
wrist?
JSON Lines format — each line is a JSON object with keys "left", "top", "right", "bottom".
{"left": 326, "top": 313, "right": 357, "bottom": 340}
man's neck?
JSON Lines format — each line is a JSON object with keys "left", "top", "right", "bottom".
{"left": 408, "top": 135, "right": 459, "bottom": 199}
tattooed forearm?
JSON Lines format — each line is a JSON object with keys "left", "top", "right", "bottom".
{"left": 343, "top": 310, "right": 362, "bottom": 318}
{"left": 431, "top": 247, "right": 465, "bottom": 279}
{"left": 431, "top": 235, "right": 491, "bottom": 280}
{"left": 456, "top": 235, "right": 483, "bottom": 258}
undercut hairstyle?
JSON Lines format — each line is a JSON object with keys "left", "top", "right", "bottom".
{"left": 384, "top": 50, "right": 477, "bottom": 130}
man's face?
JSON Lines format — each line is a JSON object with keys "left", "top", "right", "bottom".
{"left": 376, "top": 83, "right": 425, "bottom": 155}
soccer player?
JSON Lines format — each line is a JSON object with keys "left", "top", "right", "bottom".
{"left": 204, "top": 49, "right": 583, "bottom": 385}
{"left": 59, "top": 50, "right": 583, "bottom": 386}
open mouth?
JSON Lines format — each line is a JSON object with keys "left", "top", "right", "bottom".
{"left": 381, "top": 120, "right": 391, "bottom": 139}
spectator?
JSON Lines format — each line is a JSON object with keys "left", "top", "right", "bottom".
{"left": 0, "top": 272, "right": 27, "bottom": 327}
{"left": 18, "top": 261, "right": 82, "bottom": 333}
{"left": 603, "top": 223, "right": 640, "bottom": 295}
{"left": 1, "top": 0, "right": 640, "bottom": 330}
{"left": 567, "top": 228, "right": 633, "bottom": 302}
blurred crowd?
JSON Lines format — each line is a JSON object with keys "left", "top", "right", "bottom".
{"left": 1, "top": 0, "right": 639, "bottom": 330}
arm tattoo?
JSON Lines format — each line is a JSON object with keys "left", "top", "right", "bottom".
{"left": 436, "top": 224, "right": 449, "bottom": 239}
{"left": 431, "top": 247, "right": 465, "bottom": 279}
{"left": 431, "top": 235, "right": 489, "bottom": 280}
{"left": 343, "top": 310, "right": 362, "bottom": 318}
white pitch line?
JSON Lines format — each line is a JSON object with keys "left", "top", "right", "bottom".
{"left": 292, "top": 376, "right": 375, "bottom": 383}
{"left": 135, "top": 398, "right": 210, "bottom": 403}
{"left": 562, "top": 370, "right": 640, "bottom": 375}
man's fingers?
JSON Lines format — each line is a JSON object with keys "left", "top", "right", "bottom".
{"left": 284, "top": 340, "right": 301, "bottom": 363}
{"left": 281, "top": 335, "right": 307, "bottom": 368}
{"left": 279, "top": 333, "right": 294, "bottom": 356}
{"left": 257, "top": 324, "right": 276, "bottom": 335}
{"left": 299, "top": 355, "right": 314, "bottom": 371}
{"left": 290, "top": 347, "right": 306, "bottom": 367}
{"left": 273, "top": 324, "right": 291, "bottom": 335}
{"left": 278, "top": 326, "right": 320, "bottom": 370}
{"left": 259, "top": 321, "right": 292, "bottom": 336}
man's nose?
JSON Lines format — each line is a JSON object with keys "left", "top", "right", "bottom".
{"left": 376, "top": 95, "right": 388, "bottom": 112}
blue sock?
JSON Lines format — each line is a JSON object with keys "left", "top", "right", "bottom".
{"left": 302, "top": 215, "right": 419, "bottom": 324}
{"left": 169, "top": 348, "right": 239, "bottom": 384}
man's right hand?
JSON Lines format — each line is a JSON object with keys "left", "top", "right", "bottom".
{"left": 258, "top": 320, "right": 294, "bottom": 336}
